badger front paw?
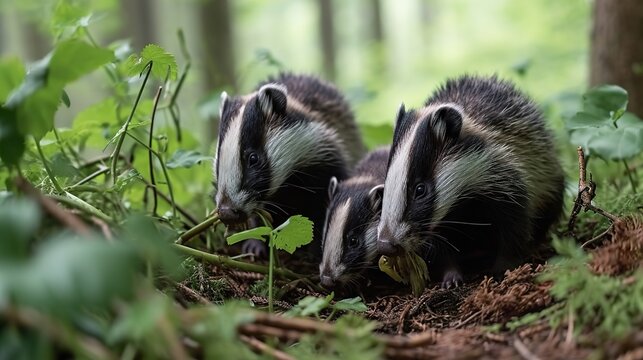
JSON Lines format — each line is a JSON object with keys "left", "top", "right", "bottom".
{"left": 441, "top": 269, "right": 463, "bottom": 289}
{"left": 242, "top": 239, "right": 268, "bottom": 259}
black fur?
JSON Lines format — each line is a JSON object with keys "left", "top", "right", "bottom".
{"left": 321, "top": 147, "right": 389, "bottom": 288}
{"left": 385, "top": 75, "right": 564, "bottom": 286}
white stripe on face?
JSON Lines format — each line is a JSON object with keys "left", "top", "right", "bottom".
{"left": 214, "top": 104, "right": 249, "bottom": 208}
{"left": 320, "top": 198, "right": 351, "bottom": 278}
{"left": 266, "top": 121, "right": 341, "bottom": 195}
{"left": 378, "top": 120, "right": 423, "bottom": 241}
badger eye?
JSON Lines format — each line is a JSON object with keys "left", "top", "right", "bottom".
{"left": 414, "top": 183, "right": 427, "bottom": 199}
{"left": 348, "top": 235, "right": 359, "bottom": 248}
{"left": 247, "top": 152, "right": 259, "bottom": 167}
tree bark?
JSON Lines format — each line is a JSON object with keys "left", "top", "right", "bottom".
{"left": 120, "top": 0, "right": 157, "bottom": 50}
{"left": 318, "top": 0, "right": 336, "bottom": 81}
{"left": 590, "top": 0, "right": 643, "bottom": 118}
{"left": 198, "top": 0, "right": 237, "bottom": 145}
{"left": 367, "top": 0, "right": 384, "bottom": 43}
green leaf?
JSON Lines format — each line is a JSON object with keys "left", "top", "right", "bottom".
{"left": 0, "top": 107, "right": 25, "bottom": 166}
{"left": 226, "top": 227, "right": 271, "bottom": 245}
{"left": 50, "top": 152, "right": 78, "bottom": 178}
{"left": 566, "top": 111, "right": 611, "bottom": 130}
{"left": 125, "top": 44, "right": 178, "bottom": 81}
{"left": 271, "top": 215, "right": 314, "bottom": 254}
{"left": 583, "top": 85, "right": 628, "bottom": 120}
{"left": 587, "top": 126, "right": 643, "bottom": 161}
{"left": 61, "top": 89, "right": 70, "bottom": 108}
{"left": 166, "top": 149, "right": 212, "bottom": 169}
{"left": 108, "top": 295, "right": 170, "bottom": 344}
{"left": 0, "top": 57, "right": 25, "bottom": 102}
{"left": 48, "top": 40, "right": 114, "bottom": 85}
{"left": 114, "top": 169, "right": 143, "bottom": 192}
{"left": 287, "top": 293, "right": 334, "bottom": 317}
{"left": 51, "top": 1, "right": 93, "bottom": 39}
{"left": 333, "top": 297, "right": 368, "bottom": 312}
{"left": 0, "top": 197, "right": 41, "bottom": 260}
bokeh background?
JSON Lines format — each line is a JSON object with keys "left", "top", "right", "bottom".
{"left": 0, "top": 0, "right": 591, "bottom": 146}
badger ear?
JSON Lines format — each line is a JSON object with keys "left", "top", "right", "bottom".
{"left": 395, "top": 103, "right": 406, "bottom": 125}
{"left": 257, "top": 83, "right": 288, "bottom": 117}
{"left": 368, "top": 184, "right": 384, "bottom": 213}
{"left": 431, "top": 104, "right": 463, "bottom": 140}
{"left": 328, "top": 176, "right": 339, "bottom": 199}
{"left": 219, "top": 91, "right": 229, "bottom": 119}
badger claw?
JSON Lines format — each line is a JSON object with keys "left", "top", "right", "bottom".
{"left": 242, "top": 239, "right": 268, "bottom": 259}
{"left": 441, "top": 269, "right": 463, "bottom": 289}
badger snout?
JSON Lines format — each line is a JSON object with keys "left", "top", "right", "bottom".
{"left": 217, "top": 205, "right": 248, "bottom": 225}
{"left": 320, "top": 274, "right": 335, "bottom": 288}
{"left": 377, "top": 226, "right": 400, "bottom": 256}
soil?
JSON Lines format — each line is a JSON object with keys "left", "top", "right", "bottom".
{"left": 180, "top": 216, "right": 643, "bottom": 359}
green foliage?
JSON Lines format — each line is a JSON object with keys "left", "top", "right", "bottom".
{"left": 566, "top": 85, "right": 643, "bottom": 161}
{"left": 125, "top": 44, "right": 178, "bottom": 81}
{"left": 287, "top": 314, "right": 382, "bottom": 360}
{"left": 287, "top": 292, "right": 368, "bottom": 319}
{"left": 226, "top": 215, "right": 314, "bottom": 254}
{"left": 539, "top": 239, "right": 643, "bottom": 338}
{"left": 166, "top": 149, "right": 212, "bottom": 169}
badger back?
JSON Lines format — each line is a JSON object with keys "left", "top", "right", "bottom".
{"left": 424, "top": 75, "right": 564, "bottom": 224}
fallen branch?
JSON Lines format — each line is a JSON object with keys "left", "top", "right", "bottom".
{"left": 568, "top": 147, "right": 619, "bottom": 236}
{"left": 239, "top": 334, "right": 294, "bottom": 360}
{"left": 175, "top": 214, "right": 220, "bottom": 244}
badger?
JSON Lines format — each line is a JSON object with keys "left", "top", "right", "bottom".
{"left": 214, "top": 73, "right": 366, "bottom": 256}
{"left": 319, "top": 147, "right": 389, "bottom": 289}
{"left": 377, "top": 75, "right": 565, "bottom": 288}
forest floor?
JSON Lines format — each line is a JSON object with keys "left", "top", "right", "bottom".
{"left": 177, "top": 214, "right": 643, "bottom": 360}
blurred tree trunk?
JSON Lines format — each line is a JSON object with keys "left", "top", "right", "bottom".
{"left": 590, "top": 0, "right": 643, "bottom": 118}
{"left": 199, "top": 0, "right": 237, "bottom": 146}
{"left": 318, "top": 0, "right": 336, "bottom": 80}
{"left": 367, "top": 0, "right": 384, "bottom": 42}
{"left": 20, "top": 20, "right": 49, "bottom": 61}
{"left": 120, "top": 0, "right": 157, "bottom": 50}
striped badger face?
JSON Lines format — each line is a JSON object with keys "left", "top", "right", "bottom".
{"left": 319, "top": 177, "right": 383, "bottom": 289}
{"left": 377, "top": 104, "right": 464, "bottom": 256}
{"left": 214, "top": 84, "right": 288, "bottom": 225}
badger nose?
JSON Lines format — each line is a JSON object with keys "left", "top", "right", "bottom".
{"left": 378, "top": 226, "right": 400, "bottom": 256}
{"left": 320, "top": 275, "right": 335, "bottom": 288}
{"left": 218, "top": 206, "right": 247, "bottom": 224}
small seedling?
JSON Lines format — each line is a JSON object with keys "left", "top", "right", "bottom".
{"left": 226, "top": 214, "right": 314, "bottom": 312}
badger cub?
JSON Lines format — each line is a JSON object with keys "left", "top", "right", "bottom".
{"left": 377, "top": 75, "right": 565, "bottom": 288}
{"left": 319, "top": 147, "right": 389, "bottom": 289}
{"left": 214, "top": 73, "right": 366, "bottom": 256}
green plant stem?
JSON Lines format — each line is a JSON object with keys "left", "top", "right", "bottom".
{"left": 173, "top": 244, "right": 304, "bottom": 280}
{"left": 35, "top": 139, "right": 64, "bottom": 193}
{"left": 67, "top": 167, "right": 109, "bottom": 189}
{"left": 49, "top": 193, "right": 113, "bottom": 223}
{"left": 622, "top": 159, "right": 638, "bottom": 193}
{"left": 176, "top": 214, "right": 219, "bottom": 244}
{"left": 125, "top": 132, "right": 177, "bottom": 218}
{"left": 110, "top": 61, "right": 153, "bottom": 185}
{"left": 256, "top": 212, "right": 275, "bottom": 313}
{"left": 147, "top": 86, "right": 163, "bottom": 216}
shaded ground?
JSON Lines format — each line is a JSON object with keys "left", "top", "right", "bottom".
{"left": 179, "top": 217, "right": 643, "bottom": 359}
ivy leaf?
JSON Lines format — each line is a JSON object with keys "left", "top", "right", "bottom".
{"left": 333, "top": 297, "right": 368, "bottom": 312}
{"left": 566, "top": 111, "right": 611, "bottom": 130}
{"left": 226, "top": 227, "right": 271, "bottom": 245}
{"left": 166, "top": 149, "right": 212, "bottom": 169}
{"left": 125, "top": 44, "right": 178, "bottom": 81}
{"left": 271, "top": 215, "right": 314, "bottom": 254}
{"left": 50, "top": 152, "right": 78, "bottom": 178}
